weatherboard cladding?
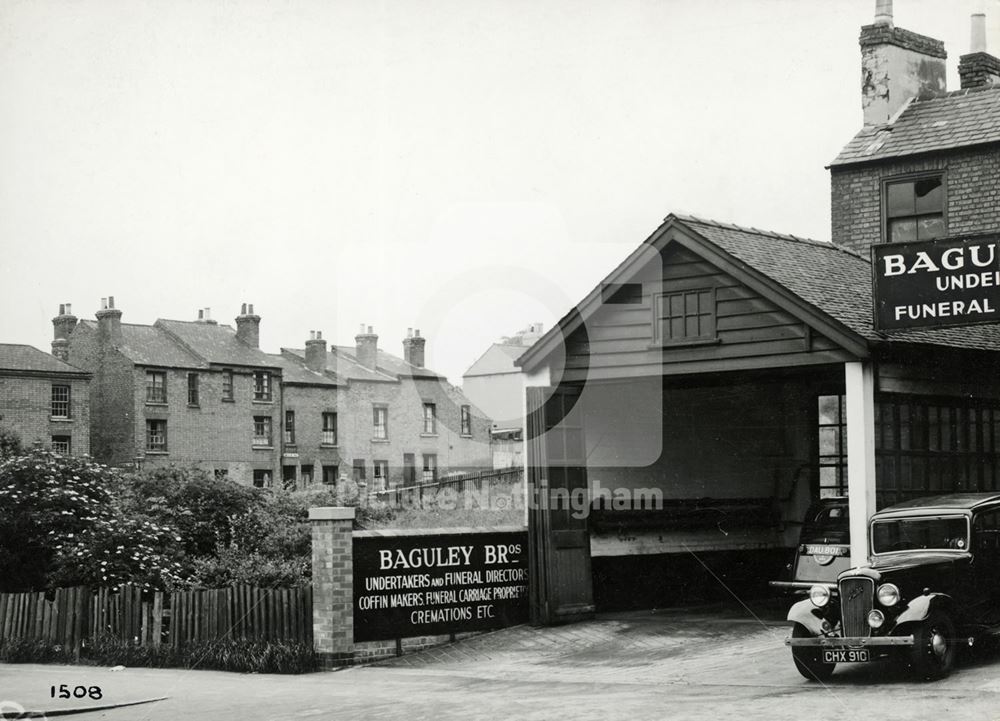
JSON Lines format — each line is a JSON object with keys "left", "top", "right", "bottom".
{"left": 522, "top": 215, "right": 1000, "bottom": 376}
{"left": 831, "top": 86, "right": 1000, "bottom": 166}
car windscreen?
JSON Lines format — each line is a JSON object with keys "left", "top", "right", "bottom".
{"left": 871, "top": 515, "right": 969, "bottom": 554}
{"left": 801, "top": 505, "right": 849, "bottom": 543}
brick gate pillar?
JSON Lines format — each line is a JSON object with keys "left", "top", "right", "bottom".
{"left": 309, "top": 506, "right": 356, "bottom": 667}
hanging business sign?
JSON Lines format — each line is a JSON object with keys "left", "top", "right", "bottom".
{"left": 871, "top": 235, "right": 1000, "bottom": 331}
{"left": 352, "top": 529, "right": 529, "bottom": 642}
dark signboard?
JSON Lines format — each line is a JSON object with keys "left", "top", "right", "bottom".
{"left": 872, "top": 235, "right": 1000, "bottom": 331}
{"left": 353, "top": 529, "right": 529, "bottom": 642}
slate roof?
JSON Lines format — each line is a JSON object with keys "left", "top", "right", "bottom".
{"left": 268, "top": 353, "right": 338, "bottom": 387}
{"left": 520, "top": 214, "right": 1000, "bottom": 370}
{"left": 78, "top": 320, "right": 206, "bottom": 368}
{"left": 0, "top": 344, "right": 89, "bottom": 375}
{"left": 831, "top": 85, "right": 1000, "bottom": 166}
{"left": 678, "top": 215, "right": 1000, "bottom": 352}
{"left": 156, "top": 319, "right": 278, "bottom": 368}
{"left": 281, "top": 346, "right": 409, "bottom": 383}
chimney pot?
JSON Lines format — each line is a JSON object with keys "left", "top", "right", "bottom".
{"left": 407, "top": 327, "right": 413, "bottom": 338}
{"left": 95, "top": 296, "right": 123, "bottom": 346}
{"left": 874, "top": 0, "right": 892, "bottom": 27}
{"left": 241, "top": 302, "right": 248, "bottom": 314}
{"left": 198, "top": 309, "right": 204, "bottom": 321}
{"left": 65, "top": 303, "right": 72, "bottom": 315}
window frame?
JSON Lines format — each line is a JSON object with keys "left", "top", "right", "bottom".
{"left": 373, "top": 404, "right": 389, "bottom": 441}
{"left": 50, "top": 384, "right": 71, "bottom": 419}
{"left": 422, "top": 453, "right": 438, "bottom": 483}
{"left": 422, "top": 402, "right": 437, "bottom": 435}
{"left": 51, "top": 435, "right": 71, "bottom": 454}
{"left": 322, "top": 411, "right": 338, "bottom": 446}
{"left": 253, "top": 415, "right": 273, "bottom": 447}
{"left": 652, "top": 287, "right": 718, "bottom": 347}
{"left": 253, "top": 370, "right": 273, "bottom": 402}
{"left": 322, "top": 465, "right": 339, "bottom": 485}
{"left": 882, "top": 171, "right": 947, "bottom": 244}
{"left": 252, "top": 469, "right": 271, "bottom": 488}
{"left": 373, "top": 459, "right": 389, "bottom": 491}
{"left": 145, "top": 370, "right": 167, "bottom": 405}
{"left": 460, "top": 405, "right": 472, "bottom": 436}
{"left": 817, "top": 394, "right": 848, "bottom": 498}
{"left": 222, "top": 369, "right": 234, "bottom": 402}
{"left": 187, "top": 372, "right": 200, "bottom": 407}
{"left": 284, "top": 409, "right": 296, "bottom": 445}
{"left": 146, "top": 419, "right": 168, "bottom": 452}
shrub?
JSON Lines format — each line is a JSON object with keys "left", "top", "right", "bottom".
{"left": 81, "top": 637, "right": 317, "bottom": 674}
{"left": 0, "top": 637, "right": 76, "bottom": 664}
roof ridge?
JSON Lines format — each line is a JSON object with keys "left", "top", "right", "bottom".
{"left": 673, "top": 213, "right": 870, "bottom": 263}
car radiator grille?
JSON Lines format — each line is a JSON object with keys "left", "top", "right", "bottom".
{"left": 839, "top": 576, "right": 874, "bottom": 638}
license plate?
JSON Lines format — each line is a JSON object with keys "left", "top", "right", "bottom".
{"left": 822, "top": 649, "right": 871, "bottom": 663}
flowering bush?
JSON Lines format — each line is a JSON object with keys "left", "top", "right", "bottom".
{"left": 0, "top": 449, "right": 182, "bottom": 591}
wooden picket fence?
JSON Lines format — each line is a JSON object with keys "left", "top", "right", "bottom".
{"left": 0, "top": 584, "right": 312, "bottom": 654}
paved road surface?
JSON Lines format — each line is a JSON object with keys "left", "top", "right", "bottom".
{"left": 2, "top": 604, "right": 999, "bottom": 720}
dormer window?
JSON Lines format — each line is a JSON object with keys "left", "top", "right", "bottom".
{"left": 885, "top": 174, "right": 945, "bottom": 243}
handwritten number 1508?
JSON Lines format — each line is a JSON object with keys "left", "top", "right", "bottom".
{"left": 50, "top": 685, "right": 103, "bottom": 700}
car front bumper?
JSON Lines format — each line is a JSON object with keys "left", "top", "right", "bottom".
{"left": 785, "top": 635, "right": 914, "bottom": 647}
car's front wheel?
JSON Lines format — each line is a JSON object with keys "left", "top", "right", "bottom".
{"left": 791, "top": 623, "right": 836, "bottom": 681}
{"left": 909, "top": 611, "right": 957, "bottom": 680}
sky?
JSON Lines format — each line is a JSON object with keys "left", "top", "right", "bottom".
{"left": 1, "top": 0, "right": 997, "bottom": 384}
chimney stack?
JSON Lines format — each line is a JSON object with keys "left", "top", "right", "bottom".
{"left": 355, "top": 324, "right": 379, "bottom": 370}
{"left": 95, "top": 296, "right": 123, "bottom": 347}
{"left": 51, "top": 302, "right": 78, "bottom": 361}
{"left": 859, "top": 0, "right": 947, "bottom": 126}
{"left": 402, "top": 327, "right": 426, "bottom": 368}
{"left": 235, "top": 303, "right": 261, "bottom": 348}
{"left": 305, "top": 330, "right": 328, "bottom": 373}
{"left": 196, "top": 308, "right": 218, "bottom": 325}
{"left": 959, "top": 12, "right": 1000, "bottom": 89}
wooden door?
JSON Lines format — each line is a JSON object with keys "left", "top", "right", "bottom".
{"left": 527, "top": 384, "right": 595, "bottom": 625}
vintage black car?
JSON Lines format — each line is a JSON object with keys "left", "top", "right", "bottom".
{"left": 786, "top": 492, "right": 1000, "bottom": 680}
{"left": 771, "top": 497, "right": 850, "bottom": 594}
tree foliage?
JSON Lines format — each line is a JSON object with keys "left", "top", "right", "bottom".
{"left": 0, "top": 449, "right": 182, "bottom": 592}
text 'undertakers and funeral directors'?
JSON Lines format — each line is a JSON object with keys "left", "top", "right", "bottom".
{"left": 872, "top": 236, "right": 1000, "bottom": 331}
{"left": 352, "top": 530, "right": 529, "bottom": 642}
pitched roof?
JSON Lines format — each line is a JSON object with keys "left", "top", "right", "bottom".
{"left": 831, "top": 85, "right": 1000, "bottom": 166}
{"left": 156, "top": 319, "right": 278, "bottom": 368}
{"left": 78, "top": 320, "right": 206, "bottom": 368}
{"left": 0, "top": 344, "right": 89, "bottom": 375}
{"left": 463, "top": 344, "right": 528, "bottom": 378}
{"left": 283, "top": 347, "right": 394, "bottom": 383}
{"left": 268, "top": 353, "right": 338, "bottom": 387}
{"left": 518, "top": 214, "right": 1000, "bottom": 370}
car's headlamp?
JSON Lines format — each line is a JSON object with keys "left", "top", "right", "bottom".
{"left": 809, "top": 585, "right": 831, "bottom": 608}
{"left": 876, "top": 583, "right": 900, "bottom": 607}
{"left": 867, "top": 609, "right": 885, "bottom": 629}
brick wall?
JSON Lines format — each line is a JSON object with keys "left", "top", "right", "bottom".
{"left": 67, "top": 323, "right": 133, "bottom": 463}
{"left": 0, "top": 372, "right": 90, "bottom": 455}
{"left": 282, "top": 378, "right": 492, "bottom": 489}
{"left": 831, "top": 145, "right": 1000, "bottom": 253}
{"left": 310, "top": 507, "right": 355, "bottom": 667}
{"left": 135, "top": 366, "right": 281, "bottom": 484}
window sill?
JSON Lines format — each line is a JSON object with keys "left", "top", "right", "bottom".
{"left": 320, "top": 443, "right": 339, "bottom": 449}
{"left": 650, "top": 338, "right": 721, "bottom": 349}
{"left": 420, "top": 433, "right": 439, "bottom": 438}
{"left": 371, "top": 438, "right": 390, "bottom": 444}
{"left": 252, "top": 399, "right": 274, "bottom": 405}
{"left": 49, "top": 417, "right": 73, "bottom": 423}
{"left": 221, "top": 398, "right": 235, "bottom": 403}
{"left": 145, "top": 450, "right": 169, "bottom": 455}
{"left": 460, "top": 434, "right": 473, "bottom": 439}
{"left": 187, "top": 404, "right": 200, "bottom": 409}
{"left": 252, "top": 445, "right": 274, "bottom": 450}
{"left": 145, "top": 402, "right": 168, "bottom": 407}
